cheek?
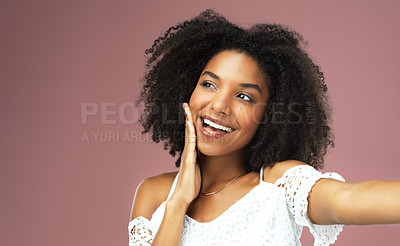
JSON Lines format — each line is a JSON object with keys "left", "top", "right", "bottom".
{"left": 238, "top": 105, "right": 266, "bottom": 129}
{"left": 189, "top": 87, "right": 209, "bottom": 110}
{"left": 188, "top": 91, "right": 199, "bottom": 114}
{"left": 188, "top": 88, "right": 205, "bottom": 119}
{"left": 188, "top": 85, "right": 201, "bottom": 105}
{"left": 188, "top": 92, "right": 196, "bottom": 106}
{"left": 253, "top": 106, "right": 267, "bottom": 125}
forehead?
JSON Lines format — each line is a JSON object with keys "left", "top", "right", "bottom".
{"left": 202, "top": 50, "right": 268, "bottom": 87}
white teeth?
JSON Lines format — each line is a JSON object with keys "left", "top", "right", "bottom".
{"left": 203, "top": 118, "right": 233, "bottom": 133}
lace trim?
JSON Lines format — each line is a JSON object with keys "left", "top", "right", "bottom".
{"left": 128, "top": 216, "right": 153, "bottom": 246}
{"left": 128, "top": 165, "right": 345, "bottom": 246}
{"left": 275, "top": 165, "right": 345, "bottom": 246}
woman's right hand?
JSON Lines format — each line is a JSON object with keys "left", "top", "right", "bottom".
{"left": 169, "top": 103, "right": 201, "bottom": 207}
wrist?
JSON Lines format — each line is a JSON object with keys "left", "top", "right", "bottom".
{"left": 166, "top": 197, "right": 190, "bottom": 214}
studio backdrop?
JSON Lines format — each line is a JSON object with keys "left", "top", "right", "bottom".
{"left": 1, "top": 0, "right": 399, "bottom": 245}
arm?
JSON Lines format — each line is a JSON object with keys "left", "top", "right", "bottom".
{"left": 130, "top": 103, "right": 201, "bottom": 245}
{"left": 130, "top": 176, "right": 190, "bottom": 246}
{"left": 308, "top": 178, "right": 400, "bottom": 225}
{"left": 151, "top": 199, "right": 189, "bottom": 245}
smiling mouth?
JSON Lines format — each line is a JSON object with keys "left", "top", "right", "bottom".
{"left": 199, "top": 116, "right": 236, "bottom": 138}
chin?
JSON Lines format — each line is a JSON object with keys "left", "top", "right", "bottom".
{"left": 196, "top": 140, "right": 244, "bottom": 158}
{"left": 196, "top": 142, "right": 227, "bottom": 157}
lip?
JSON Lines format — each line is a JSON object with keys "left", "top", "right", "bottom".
{"left": 198, "top": 116, "right": 236, "bottom": 139}
{"left": 201, "top": 115, "right": 235, "bottom": 130}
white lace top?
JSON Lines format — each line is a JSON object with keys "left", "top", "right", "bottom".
{"left": 129, "top": 165, "right": 345, "bottom": 246}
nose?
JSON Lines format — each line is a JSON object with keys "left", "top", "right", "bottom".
{"left": 210, "top": 91, "right": 232, "bottom": 116}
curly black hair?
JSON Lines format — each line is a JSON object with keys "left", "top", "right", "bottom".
{"left": 136, "top": 9, "right": 334, "bottom": 172}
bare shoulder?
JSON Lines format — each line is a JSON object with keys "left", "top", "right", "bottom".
{"left": 130, "top": 171, "right": 178, "bottom": 221}
{"left": 262, "top": 160, "right": 307, "bottom": 183}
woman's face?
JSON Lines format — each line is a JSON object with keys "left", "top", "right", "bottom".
{"left": 189, "top": 50, "right": 270, "bottom": 157}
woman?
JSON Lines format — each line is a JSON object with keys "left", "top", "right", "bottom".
{"left": 129, "top": 9, "right": 400, "bottom": 245}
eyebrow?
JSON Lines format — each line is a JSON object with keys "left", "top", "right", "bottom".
{"left": 201, "top": 71, "right": 262, "bottom": 94}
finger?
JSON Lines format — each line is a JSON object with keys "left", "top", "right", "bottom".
{"left": 183, "top": 103, "right": 196, "bottom": 144}
{"left": 183, "top": 103, "right": 194, "bottom": 123}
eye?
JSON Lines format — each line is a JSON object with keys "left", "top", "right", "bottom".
{"left": 200, "top": 81, "right": 216, "bottom": 89}
{"left": 237, "top": 93, "right": 253, "bottom": 102}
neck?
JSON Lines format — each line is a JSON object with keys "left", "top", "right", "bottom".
{"left": 198, "top": 148, "right": 247, "bottom": 187}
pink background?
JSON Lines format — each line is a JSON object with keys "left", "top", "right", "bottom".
{"left": 1, "top": 0, "right": 399, "bottom": 245}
